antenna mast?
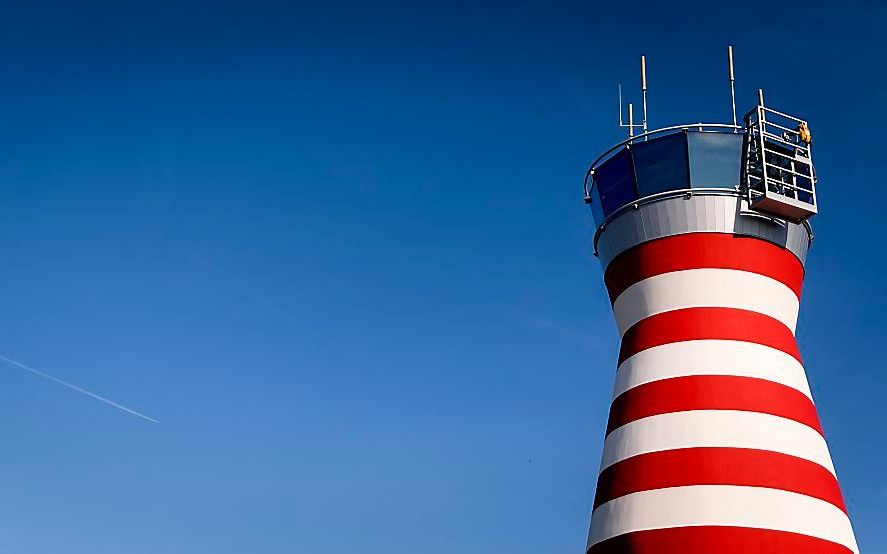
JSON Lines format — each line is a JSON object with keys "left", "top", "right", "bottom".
{"left": 628, "top": 103, "right": 634, "bottom": 137}
{"left": 641, "top": 55, "right": 648, "bottom": 134}
{"left": 617, "top": 57, "right": 646, "bottom": 138}
{"left": 728, "top": 46, "right": 737, "bottom": 129}
{"left": 618, "top": 84, "right": 623, "bottom": 127}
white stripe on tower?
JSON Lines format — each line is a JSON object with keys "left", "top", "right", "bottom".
{"left": 599, "top": 409, "right": 835, "bottom": 473}
{"left": 612, "top": 339, "right": 812, "bottom": 399}
{"left": 612, "top": 268, "right": 800, "bottom": 336}
{"left": 588, "top": 485, "right": 858, "bottom": 552}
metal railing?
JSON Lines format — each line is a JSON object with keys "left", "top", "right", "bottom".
{"left": 741, "top": 102, "right": 816, "bottom": 208}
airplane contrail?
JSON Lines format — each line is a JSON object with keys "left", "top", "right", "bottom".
{"left": 0, "top": 353, "right": 158, "bottom": 423}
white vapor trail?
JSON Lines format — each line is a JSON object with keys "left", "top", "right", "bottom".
{"left": 0, "top": 353, "right": 158, "bottom": 423}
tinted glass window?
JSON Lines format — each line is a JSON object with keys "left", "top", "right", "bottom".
{"left": 687, "top": 131, "right": 743, "bottom": 189}
{"left": 632, "top": 132, "right": 689, "bottom": 197}
{"left": 588, "top": 183, "right": 605, "bottom": 227}
{"left": 593, "top": 147, "right": 636, "bottom": 217}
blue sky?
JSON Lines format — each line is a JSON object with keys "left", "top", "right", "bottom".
{"left": 0, "top": 1, "right": 882, "bottom": 552}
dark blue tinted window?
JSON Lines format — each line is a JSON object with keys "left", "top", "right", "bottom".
{"left": 687, "top": 131, "right": 743, "bottom": 189}
{"left": 632, "top": 132, "right": 689, "bottom": 197}
{"left": 588, "top": 183, "right": 605, "bottom": 227}
{"left": 593, "top": 147, "right": 636, "bottom": 217}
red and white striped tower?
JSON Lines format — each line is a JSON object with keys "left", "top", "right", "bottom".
{"left": 583, "top": 89, "right": 857, "bottom": 552}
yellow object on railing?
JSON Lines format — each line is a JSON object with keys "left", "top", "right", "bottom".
{"left": 797, "top": 122, "right": 812, "bottom": 143}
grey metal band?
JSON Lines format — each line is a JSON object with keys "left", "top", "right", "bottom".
{"left": 594, "top": 190, "right": 813, "bottom": 270}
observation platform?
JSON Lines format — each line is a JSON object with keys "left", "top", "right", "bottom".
{"left": 583, "top": 123, "right": 815, "bottom": 268}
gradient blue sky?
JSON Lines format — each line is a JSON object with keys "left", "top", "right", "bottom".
{"left": 0, "top": 1, "right": 883, "bottom": 552}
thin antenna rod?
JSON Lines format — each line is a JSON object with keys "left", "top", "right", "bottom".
{"left": 758, "top": 88, "right": 765, "bottom": 106}
{"left": 728, "top": 46, "right": 737, "bottom": 130}
{"left": 618, "top": 84, "right": 623, "bottom": 126}
{"left": 628, "top": 103, "right": 634, "bottom": 137}
{"left": 641, "top": 55, "right": 648, "bottom": 134}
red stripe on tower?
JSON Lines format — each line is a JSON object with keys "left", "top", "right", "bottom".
{"left": 588, "top": 526, "right": 855, "bottom": 554}
{"left": 604, "top": 375, "right": 823, "bottom": 435}
{"left": 618, "top": 306, "right": 801, "bottom": 364}
{"left": 603, "top": 232, "right": 806, "bottom": 301}
{"left": 593, "top": 448, "right": 847, "bottom": 512}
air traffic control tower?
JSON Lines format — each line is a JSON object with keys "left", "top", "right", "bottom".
{"left": 582, "top": 50, "right": 857, "bottom": 553}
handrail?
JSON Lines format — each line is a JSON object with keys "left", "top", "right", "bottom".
{"left": 759, "top": 104, "right": 806, "bottom": 123}
{"left": 583, "top": 123, "right": 743, "bottom": 200}
{"left": 741, "top": 105, "right": 808, "bottom": 126}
